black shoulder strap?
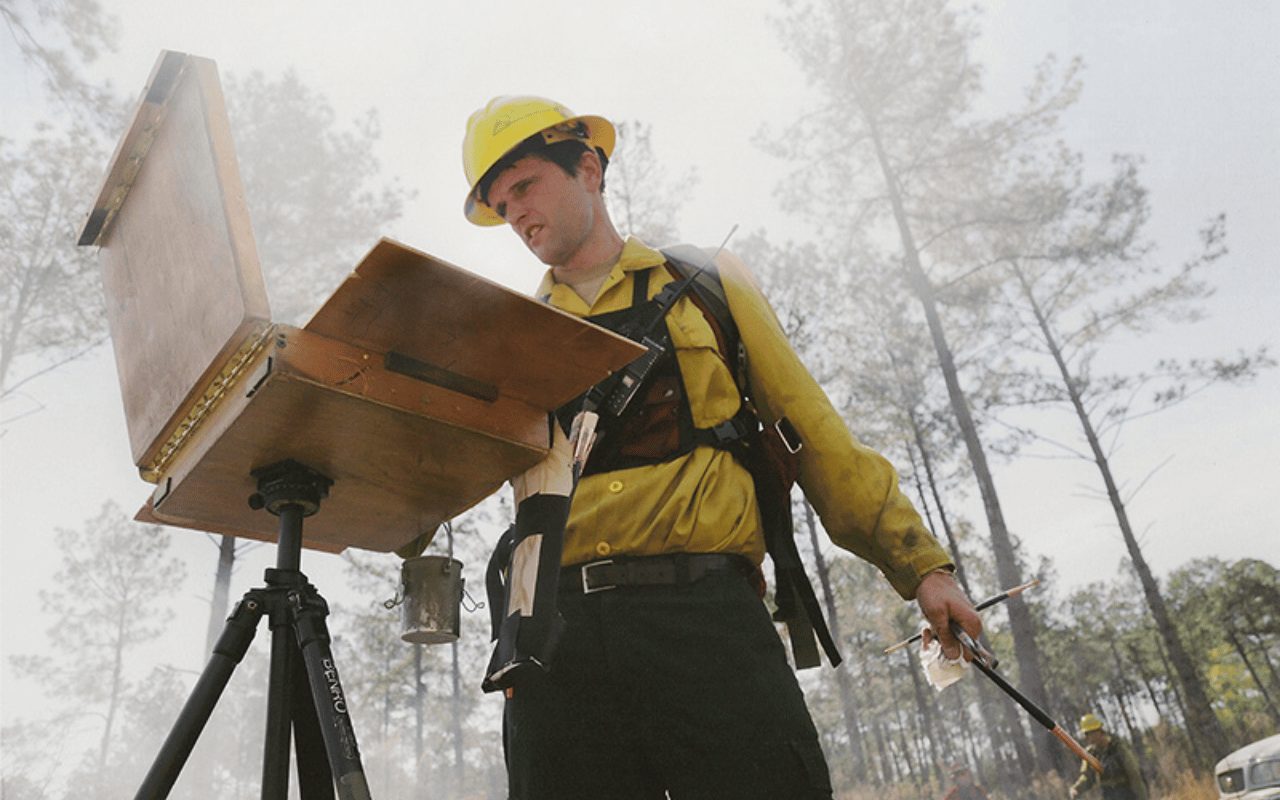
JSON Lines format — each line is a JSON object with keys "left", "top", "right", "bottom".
{"left": 661, "top": 245, "right": 842, "bottom": 670}
{"left": 660, "top": 246, "right": 747, "bottom": 389}
{"left": 660, "top": 244, "right": 733, "bottom": 318}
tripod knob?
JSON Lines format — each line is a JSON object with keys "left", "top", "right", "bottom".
{"left": 248, "top": 459, "right": 334, "bottom": 517}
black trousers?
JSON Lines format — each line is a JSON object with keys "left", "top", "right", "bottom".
{"left": 502, "top": 569, "right": 833, "bottom": 800}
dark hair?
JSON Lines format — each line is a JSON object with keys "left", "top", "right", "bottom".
{"left": 476, "top": 136, "right": 609, "bottom": 208}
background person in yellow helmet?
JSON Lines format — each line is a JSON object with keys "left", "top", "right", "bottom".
{"left": 1068, "top": 714, "right": 1149, "bottom": 800}
{"left": 943, "top": 761, "right": 991, "bottom": 800}
{"left": 462, "top": 95, "right": 982, "bottom": 800}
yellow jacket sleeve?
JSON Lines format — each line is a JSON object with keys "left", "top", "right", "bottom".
{"left": 713, "top": 249, "right": 953, "bottom": 600}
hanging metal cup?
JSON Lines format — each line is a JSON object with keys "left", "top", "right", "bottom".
{"left": 398, "top": 555, "right": 464, "bottom": 644}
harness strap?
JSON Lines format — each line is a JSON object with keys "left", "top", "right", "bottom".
{"left": 662, "top": 251, "right": 842, "bottom": 669}
{"left": 500, "top": 251, "right": 842, "bottom": 674}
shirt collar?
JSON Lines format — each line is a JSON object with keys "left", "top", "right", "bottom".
{"left": 535, "top": 237, "right": 667, "bottom": 312}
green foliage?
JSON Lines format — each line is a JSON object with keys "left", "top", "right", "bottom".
{"left": 790, "top": 554, "right": 1278, "bottom": 797}
{"left": 1165, "top": 558, "right": 1280, "bottom": 742}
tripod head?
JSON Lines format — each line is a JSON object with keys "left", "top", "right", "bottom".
{"left": 248, "top": 459, "right": 334, "bottom": 516}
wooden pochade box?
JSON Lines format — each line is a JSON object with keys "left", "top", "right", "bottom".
{"left": 78, "top": 51, "right": 642, "bottom": 554}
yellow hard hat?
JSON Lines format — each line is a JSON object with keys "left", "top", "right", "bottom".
{"left": 1079, "top": 714, "right": 1104, "bottom": 733}
{"left": 462, "top": 95, "right": 615, "bottom": 226}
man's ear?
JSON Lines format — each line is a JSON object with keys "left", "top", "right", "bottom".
{"left": 577, "top": 149, "right": 604, "bottom": 193}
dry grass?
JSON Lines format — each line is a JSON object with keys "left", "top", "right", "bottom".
{"left": 1152, "top": 771, "right": 1218, "bottom": 800}
{"left": 832, "top": 768, "right": 1219, "bottom": 800}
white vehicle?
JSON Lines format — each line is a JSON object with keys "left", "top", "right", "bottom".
{"left": 1217, "top": 734, "right": 1280, "bottom": 799}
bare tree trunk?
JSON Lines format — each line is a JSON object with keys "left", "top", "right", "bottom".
{"left": 858, "top": 651, "right": 886, "bottom": 787}
{"left": 802, "top": 500, "right": 869, "bottom": 782}
{"left": 1128, "top": 641, "right": 1168, "bottom": 721}
{"left": 888, "top": 667, "right": 921, "bottom": 783}
{"left": 1107, "top": 637, "right": 1143, "bottom": 754}
{"left": 205, "top": 534, "right": 237, "bottom": 656}
{"left": 1012, "top": 263, "right": 1230, "bottom": 766}
{"left": 873, "top": 717, "right": 894, "bottom": 784}
{"left": 99, "top": 608, "right": 128, "bottom": 770}
{"left": 867, "top": 118, "right": 1055, "bottom": 774}
{"left": 452, "top": 637, "right": 464, "bottom": 793}
{"left": 903, "top": 422, "right": 1037, "bottom": 776}
{"left": 1226, "top": 628, "right": 1280, "bottom": 725}
{"left": 415, "top": 644, "right": 425, "bottom": 778}
{"left": 905, "top": 645, "right": 944, "bottom": 784}
{"left": 1236, "top": 604, "right": 1280, "bottom": 696}
{"left": 1153, "top": 637, "right": 1202, "bottom": 766}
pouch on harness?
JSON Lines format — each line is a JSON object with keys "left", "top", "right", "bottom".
{"left": 482, "top": 247, "right": 841, "bottom": 691}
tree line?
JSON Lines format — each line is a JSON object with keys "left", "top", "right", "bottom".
{"left": 740, "top": 3, "right": 1271, "bottom": 794}
{"left": 6, "top": 499, "right": 1275, "bottom": 798}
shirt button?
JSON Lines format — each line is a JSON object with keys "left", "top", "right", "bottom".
{"left": 608, "top": 480, "right": 624, "bottom": 493}
{"left": 595, "top": 541, "right": 612, "bottom": 556}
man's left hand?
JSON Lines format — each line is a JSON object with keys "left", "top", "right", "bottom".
{"left": 917, "top": 569, "right": 982, "bottom": 660}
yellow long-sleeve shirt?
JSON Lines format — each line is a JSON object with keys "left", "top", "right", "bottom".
{"left": 537, "top": 238, "right": 951, "bottom": 600}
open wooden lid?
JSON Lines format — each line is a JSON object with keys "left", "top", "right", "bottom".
{"left": 79, "top": 51, "right": 271, "bottom": 472}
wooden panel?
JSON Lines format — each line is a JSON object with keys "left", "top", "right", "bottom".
{"left": 144, "top": 328, "right": 553, "bottom": 552}
{"left": 79, "top": 51, "right": 650, "bottom": 554}
{"left": 305, "top": 239, "right": 645, "bottom": 412}
{"left": 80, "top": 50, "right": 270, "bottom": 468}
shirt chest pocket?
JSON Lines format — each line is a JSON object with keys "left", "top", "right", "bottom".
{"left": 667, "top": 299, "right": 741, "bottom": 428}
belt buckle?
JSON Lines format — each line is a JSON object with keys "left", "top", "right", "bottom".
{"left": 581, "top": 560, "right": 616, "bottom": 594}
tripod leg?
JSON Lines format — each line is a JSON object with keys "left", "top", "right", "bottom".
{"left": 262, "top": 602, "right": 295, "bottom": 800}
{"left": 290, "top": 638, "right": 335, "bottom": 800}
{"left": 291, "top": 587, "right": 372, "bottom": 800}
{"left": 134, "top": 592, "right": 266, "bottom": 800}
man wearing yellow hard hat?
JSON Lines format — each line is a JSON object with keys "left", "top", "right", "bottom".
{"left": 1068, "top": 714, "right": 1149, "bottom": 800}
{"left": 463, "top": 95, "right": 981, "bottom": 800}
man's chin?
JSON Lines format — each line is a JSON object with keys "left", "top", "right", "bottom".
{"left": 529, "top": 246, "right": 557, "bottom": 266}
{"left": 529, "top": 242, "right": 568, "bottom": 268}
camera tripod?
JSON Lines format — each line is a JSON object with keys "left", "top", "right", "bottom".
{"left": 135, "top": 460, "right": 371, "bottom": 800}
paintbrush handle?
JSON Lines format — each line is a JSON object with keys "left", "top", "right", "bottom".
{"left": 1051, "top": 725, "right": 1104, "bottom": 774}
{"left": 969, "top": 659, "right": 1102, "bottom": 774}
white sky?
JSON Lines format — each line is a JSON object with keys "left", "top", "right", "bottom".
{"left": 2, "top": 0, "right": 1277, "bottom": 734}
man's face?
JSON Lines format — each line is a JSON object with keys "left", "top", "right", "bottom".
{"left": 1086, "top": 729, "right": 1107, "bottom": 748}
{"left": 486, "top": 153, "right": 598, "bottom": 268}
{"left": 955, "top": 770, "right": 972, "bottom": 785}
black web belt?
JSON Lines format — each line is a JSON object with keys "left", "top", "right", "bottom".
{"left": 561, "top": 553, "right": 755, "bottom": 594}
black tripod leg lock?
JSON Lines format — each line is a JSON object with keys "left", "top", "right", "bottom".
{"left": 288, "top": 586, "right": 332, "bottom": 649}
{"left": 211, "top": 590, "right": 268, "bottom": 664}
